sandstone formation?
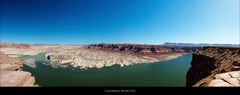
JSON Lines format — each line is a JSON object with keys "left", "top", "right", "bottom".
{"left": 0, "top": 64, "right": 21, "bottom": 71}
{"left": 87, "top": 43, "right": 201, "bottom": 54}
{"left": 44, "top": 44, "right": 186, "bottom": 69}
{"left": 0, "top": 51, "right": 36, "bottom": 87}
{"left": 0, "top": 71, "right": 35, "bottom": 86}
{"left": 186, "top": 46, "right": 240, "bottom": 87}
{"left": 45, "top": 48, "right": 162, "bottom": 69}
{"left": 208, "top": 71, "right": 240, "bottom": 86}
{"left": 0, "top": 51, "right": 22, "bottom": 65}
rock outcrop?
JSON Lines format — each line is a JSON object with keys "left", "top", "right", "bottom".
{"left": 0, "top": 71, "right": 36, "bottom": 86}
{"left": 186, "top": 46, "right": 240, "bottom": 87}
{"left": 0, "top": 51, "right": 36, "bottom": 87}
{"left": 45, "top": 48, "right": 159, "bottom": 69}
{"left": 87, "top": 43, "right": 201, "bottom": 54}
{"left": 208, "top": 71, "right": 240, "bottom": 86}
{"left": 45, "top": 44, "right": 186, "bottom": 69}
{"left": 0, "top": 51, "right": 22, "bottom": 65}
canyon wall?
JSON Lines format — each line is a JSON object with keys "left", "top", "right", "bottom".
{"left": 87, "top": 43, "right": 201, "bottom": 54}
{"left": 186, "top": 46, "right": 240, "bottom": 87}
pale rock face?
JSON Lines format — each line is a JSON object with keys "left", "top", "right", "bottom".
{"left": 208, "top": 71, "right": 240, "bottom": 87}
{"left": 45, "top": 48, "right": 163, "bottom": 69}
{"left": 0, "top": 71, "right": 35, "bottom": 86}
{"left": 208, "top": 79, "right": 233, "bottom": 86}
{"left": 0, "top": 64, "right": 21, "bottom": 71}
{"left": 0, "top": 51, "right": 22, "bottom": 65}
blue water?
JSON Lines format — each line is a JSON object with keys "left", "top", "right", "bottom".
{"left": 21, "top": 54, "right": 192, "bottom": 86}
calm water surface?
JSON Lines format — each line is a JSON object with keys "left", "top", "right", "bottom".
{"left": 20, "top": 53, "right": 192, "bottom": 86}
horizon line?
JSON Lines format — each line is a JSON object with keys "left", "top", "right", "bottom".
{"left": 0, "top": 41, "right": 239, "bottom": 45}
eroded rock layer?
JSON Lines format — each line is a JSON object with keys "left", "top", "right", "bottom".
{"left": 0, "top": 51, "right": 22, "bottom": 65}
{"left": 87, "top": 44, "right": 201, "bottom": 54}
{"left": 0, "top": 51, "right": 36, "bottom": 87}
{"left": 186, "top": 46, "right": 240, "bottom": 87}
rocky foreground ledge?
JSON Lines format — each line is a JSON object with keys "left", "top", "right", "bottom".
{"left": 186, "top": 46, "right": 240, "bottom": 87}
{"left": 0, "top": 51, "right": 36, "bottom": 87}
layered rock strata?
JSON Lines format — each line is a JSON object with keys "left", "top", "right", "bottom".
{"left": 87, "top": 43, "right": 201, "bottom": 54}
{"left": 0, "top": 51, "right": 36, "bottom": 87}
{"left": 0, "top": 51, "right": 22, "bottom": 65}
{"left": 186, "top": 46, "right": 240, "bottom": 87}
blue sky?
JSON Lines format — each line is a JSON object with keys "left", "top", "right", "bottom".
{"left": 1, "top": 0, "right": 239, "bottom": 44}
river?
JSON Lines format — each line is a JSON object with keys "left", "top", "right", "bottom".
{"left": 20, "top": 53, "right": 192, "bottom": 86}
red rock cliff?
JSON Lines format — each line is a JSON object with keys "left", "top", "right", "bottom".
{"left": 87, "top": 43, "right": 201, "bottom": 54}
{"left": 186, "top": 46, "right": 240, "bottom": 87}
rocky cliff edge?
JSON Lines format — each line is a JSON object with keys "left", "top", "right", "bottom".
{"left": 0, "top": 51, "right": 36, "bottom": 87}
{"left": 186, "top": 46, "right": 240, "bottom": 87}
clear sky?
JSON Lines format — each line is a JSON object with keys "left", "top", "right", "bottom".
{"left": 1, "top": 0, "right": 239, "bottom": 44}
